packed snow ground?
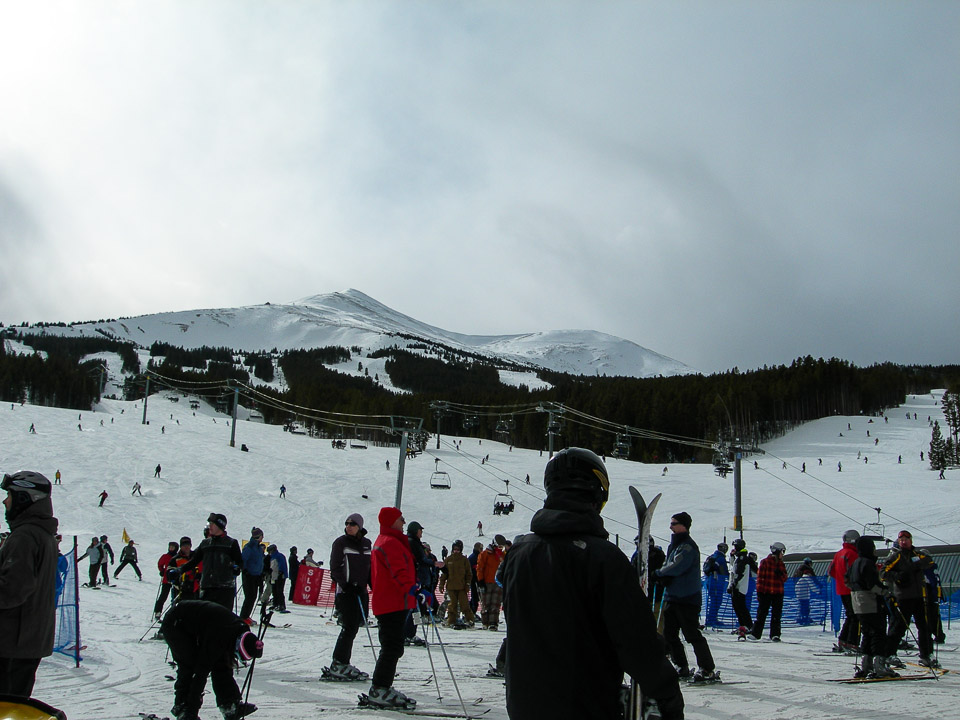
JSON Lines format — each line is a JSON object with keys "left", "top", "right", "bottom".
{"left": 1, "top": 391, "right": 956, "bottom": 719}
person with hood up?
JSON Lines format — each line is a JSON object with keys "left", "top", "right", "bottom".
{"left": 0, "top": 471, "right": 59, "bottom": 698}
{"left": 161, "top": 599, "right": 262, "bottom": 720}
{"left": 367, "top": 506, "right": 426, "bottom": 709}
{"left": 847, "top": 537, "right": 899, "bottom": 679}
{"left": 326, "top": 512, "right": 372, "bottom": 681}
{"left": 500, "top": 448, "right": 684, "bottom": 720}
{"left": 828, "top": 529, "right": 862, "bottom": 653}
{"left": 656, "top": 511, "right": 718, "bottom": 683}
{"left": 154, "top": 540, "right": 181, "bottom": 618}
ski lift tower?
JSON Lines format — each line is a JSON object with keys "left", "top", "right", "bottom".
{"left": 429, "top": 401, "right": 449, "bottom": 450}
{"left": 538, "top": 403, "right": 564, "bottom": 458}
{"left": 390, "top": 415, "right": 424, "bottom": 509}
{"left": 722, "top": 438, "right": 765, "bottom": 535}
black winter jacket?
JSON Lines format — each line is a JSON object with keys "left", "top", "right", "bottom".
{"left": 499, "top": 496, "right": 681, "bottom": 720}
{"left": 330, "top": 531, "right": 371, "bottom": 592}
{"left": 160, "top": 599, "right": 247, "bottom": 671}
{"left": 179, "top": 534, "right": 242, "bottom": 590}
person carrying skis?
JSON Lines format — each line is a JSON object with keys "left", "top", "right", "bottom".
{"left": 161, "top": 599, "right": 262, "bottom": 720}
{"left": 114, "top": 540, "right": 142, "bottom": 581}
{"left": 655, "top": 511, "right": 718, "bottom": 682}
{"left": 0, "top": 471, "right": 59, "bottom": 698}
{"left": 368, "top": 506, "right": 424, "bottom": 709}
{"left": 172, "top": 513, "right": 243, "bottom": 610}
{"left": 326, "top": 512, "right": 372, "bottom": 681}
{"left": 500, "top": 448, "right": 684, "bottom": 720}
{"left": 828, "top": 530, "right": 862, "bottom": 653}
{"left": 847, "top": 537, "right": 898, "bottom": 679}
{"left": 702, "top": 542, "right": 729, "bottom": 628}
{"left": 239, "top": 527, "right": 265, "bottom": 623}
{"left": 748, "top": 542, "right": 787, "bottom": 641}
{"left": 154, "top": 541, "right": 181, "bottom": 618}
{"left": 727, "top": 539, "right": 754, "bottom": 634}
{"left": 880, "top": 530, "right": 937, "bottom": 668}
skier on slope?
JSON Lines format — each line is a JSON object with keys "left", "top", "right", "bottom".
{"left": 880, "top": 530, "right": 938, "bottom": 668}
{"left": 499, "top": 448, "right": 684, "bottom": 720}
{"left": 154, "top": 541, "right": 181, "bottom": 619}
{"left": 161, "top": 599, "right": 261, "bottom": 720}
{"left": 171, "top": 513, "right": 242, "bottom": 610}
{"left": 367, "top": 506, "right": 424, "bottom": 709}
{"left": 828, "top": 530, "right": 862, "bottom": 653}
{"left": 656, "top": 511, "right": 718, "bottom": 682}
{"left": 113, "top": 540, "right": 142, "bottom": 581}
{"left": 326, "top": 512, "right": 372, "bottom": 681}
{"left": 847, "top": 537, "right": 898, "bottom": 679}
{"left": 748, "top": 542, "right": 787, "bottom": 641}
{"left": 727, "top": 539, "right": 754, "bottom": 634}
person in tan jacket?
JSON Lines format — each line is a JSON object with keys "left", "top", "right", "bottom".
{"left": 438, "top": 540, "right": 475, "bottom": 627}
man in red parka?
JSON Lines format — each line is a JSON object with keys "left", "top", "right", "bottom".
{"left": 828, "top": 529, "right": 861, "bottom": 652}
{"left": 368, "top": 507, "right": 426, "bottom": 709}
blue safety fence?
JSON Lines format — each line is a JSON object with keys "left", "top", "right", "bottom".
{"left": 705, "top": 575, "right": 956, "bottom": 634}
{"left": 54, "top": 542, "right": 82, "bottom": 663}
{"left": 701, "top": 574, "right": 830, "bottom": 629}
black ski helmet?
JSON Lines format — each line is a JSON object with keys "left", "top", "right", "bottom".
{"left": 731, "top": 538, "right": 746, "bottom": 552}
{"left": 717, "top": 542, "right": 729, "bottom": 553}
{"left": 543, "top": 448, "right": 610, "bottom": 508}
{"left": 2, "top": 471, "right": 52, "bottom": 520}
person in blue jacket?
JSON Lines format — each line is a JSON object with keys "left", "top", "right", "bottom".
{"left": 239, "top": 527, "right": 264, "bottom": 622}
{"left": 702, "top": 542, "right": 729, "bottom": 627}
{"left": 267, "top": 544, "right": 289, "bottom": 612}
{"left": 655, "top": 511, "right": 717, "bottom": 683}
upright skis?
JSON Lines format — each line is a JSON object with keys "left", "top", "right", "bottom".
{"left": 626, "top": 486, "right": 662, "bottom": 720}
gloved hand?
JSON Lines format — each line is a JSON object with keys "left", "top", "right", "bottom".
{"left": 408, "top": 583, "right": 421, "bottom": 597}
{"left": 417, "top": 590, "right": 432, "bottom": 606}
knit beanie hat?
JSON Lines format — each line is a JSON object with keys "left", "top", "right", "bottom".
{"left": 346, "top": 513, "right": 364, "bottom": 531}
{"left": 237, "top": 631, "right": 264, "bottom": 660}
{"left": 379, "top": 506, "right": 403, "bottom": 528}
{"left": 671, "top": 512, "right": 692, "bottom": 530}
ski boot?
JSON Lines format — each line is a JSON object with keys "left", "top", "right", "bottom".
{"left": 885, "top": 654, "right": 905, "bottom": 669}
{"left": 918, "top": 656, "right": 941, "bottom": 669}
{"left": 323, "top": 660, "right": 369, "bottom": 681}
{"left": 364, "top": 685, "right": 417, "bottom": 710}
{"left": 486, "top": 663, "right": 504, "bottom": 678}
{"left": 219, "top": 700, "right": 257, "bottom": 720}
{"left": 403, "top": 635, "right": 426, "bottom": 647}
{"left": 853, "top": 655, "right": 872, "bottom": 679}
{"left": 691, "top": 669, "right": 721, "bottom": 684}
{"left": 736, "top": 626, "right": 747, "bottom": 641}
{"left": 870, "top": 656, "right": 900, "bottom": 679}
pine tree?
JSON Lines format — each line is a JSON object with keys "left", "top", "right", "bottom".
{"left": 942, "top": 392, "right": 959, "bottom": 458}
{"left": 929, "top": 421, "right": 947, "bottom": 471}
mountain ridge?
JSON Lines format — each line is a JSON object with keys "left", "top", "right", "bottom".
{"left": 19, "top": 289, "right": 697, "bottom": 379}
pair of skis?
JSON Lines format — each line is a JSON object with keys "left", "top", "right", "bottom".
{"left": 626, "top": 486, "right": 661, "bottom": 720}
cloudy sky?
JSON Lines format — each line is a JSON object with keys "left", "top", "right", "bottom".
{"left": 1, "top": 1, "right": 957, "bottom": 374}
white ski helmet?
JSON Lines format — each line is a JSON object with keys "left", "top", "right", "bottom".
{"left": 770, "top": 541, "right": 786, "bottom": 554}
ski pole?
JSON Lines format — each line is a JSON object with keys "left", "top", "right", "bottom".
{"left": 241, "top": 609, "right": 273, "bottom": 702}
{"left": 358, "top": 594, "right": 378, "bottom": 665}
{"left": 425, "top": 604, "right": 472, "bottom": 720}
{"left": 885, "top": 597, "right": 939, "bottom": 681}
{"left": 417, "top": 605, "right": 442, "bottom": 701}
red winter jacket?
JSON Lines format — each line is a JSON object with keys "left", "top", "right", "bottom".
{"left": 756, "top": 554, "right": 787, "bottom": 595}
{"left": 371, "top": 525, "right": 416, "bottom": 616}
{"left": 828, "top": 542, "right": 858, "bottom": 596}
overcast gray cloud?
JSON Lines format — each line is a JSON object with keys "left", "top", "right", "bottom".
{"left": 1, "top": 1, "right": 957, "bottom": 373}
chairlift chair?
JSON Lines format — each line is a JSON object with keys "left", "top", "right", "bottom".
{"left": 429, "top": 470, "right": 452, "bottom": 489}
{"left": 493, "top": 492, "right": 515, "bottom": 515}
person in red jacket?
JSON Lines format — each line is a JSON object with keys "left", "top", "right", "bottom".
{"left": 828, "top": 529, "right": 861, "bottom": 652}
{"left": 368, "top": 507, "right": 424, "bottom": 709}
{"left": 748, "top": 542, "right": 788, "bottom": 641}
{"left": 154, "top": 541, "right": 180, "bottom": 620}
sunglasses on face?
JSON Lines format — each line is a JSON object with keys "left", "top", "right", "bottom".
{"left": 345, "top": 521, "right": 358, "bottom": 526}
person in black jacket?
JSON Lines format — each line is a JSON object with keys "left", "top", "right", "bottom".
{"left": 499, "top": 448, "right": 683, "bottom": 720}
{"left": 173, "top": 513, "right": 242, "bottom": 610}
{"left": 326, "top": 512, "right": 372, "bottom": 680}
{"left": 0, "top": 471, "right": 59, "bottom": 698}
{"left": 848, "top": 537, "right": 898, "bottom": 679}
{"left": 161, "top": 600, "right": 261, "bottom": 720}
{"left": 287, "top": 546, "right": 300, "bottom": 603}
{"left": 114, "top": 540, "right": 142, "bottom": 580}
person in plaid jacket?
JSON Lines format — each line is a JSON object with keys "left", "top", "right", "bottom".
{"left": 748, "top": 542, "right": 788, "bottom": 641}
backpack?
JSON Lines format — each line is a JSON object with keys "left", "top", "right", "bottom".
{"left": 702, "top": 555, "right": 716, "bottom": 575}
